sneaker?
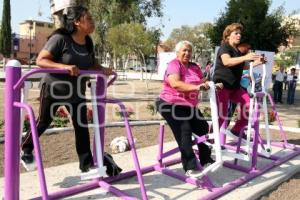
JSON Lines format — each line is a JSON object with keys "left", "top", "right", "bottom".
{"left": 80, "top": 165, "right": 108, "bottom": 180}
{"left": 20, "top": 151, "right": 36, "bottom": 171}
{"left": 185, "top": 169, "right": 204, "bottom": 179}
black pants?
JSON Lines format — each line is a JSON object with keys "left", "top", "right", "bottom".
{"left": 156, "top": 98, "right": 211, "bottom": 171}
{"left": 273, "top": 80, "right": 283, "bottom": 103}
{"left": 21, "top": 86, "right": 93, "bottom": 171}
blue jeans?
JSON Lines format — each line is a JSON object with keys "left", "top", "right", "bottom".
{"left": 287, "top": 81, "right": 296, "bottom": 104}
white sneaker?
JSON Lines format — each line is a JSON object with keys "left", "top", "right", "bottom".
{"left": 80, "top": 166, "right": 107, "bottom": 180}
{"left": 185, "top": 169, "right": 204, "bottom": 179}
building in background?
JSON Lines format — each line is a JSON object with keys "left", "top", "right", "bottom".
{"left": 12, "top": 20, "right": 55, "bottom": 64}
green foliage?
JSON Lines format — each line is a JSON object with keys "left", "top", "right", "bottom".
{"left": 88, "top": 0, "right": 163, "bottom": 62}
{"left": 115, "top": 106, "right": 135, "bottom": 120}
{"left": 21, "top": 107, "right": 95, "bottom": 132}
{"left": 0, "top": 0, "right": 12, "bottom": 57}
{"left": 51, "top": 117, "right": 69, "bottom": 128}
{"left": 107, "top": 23, "right": 156, "bottom": 62}
{"left": 166, "top": 23, "right": 214, "bottom": 62}
{"left": 50, "top": 107, "right": 69, "bottom": 128}
{"left": 23, "top": 118, "right": 30, "bottom": 132}
{"left": 146, "top": 103, "right": 156, "bottom": 115}
{"left": 202, "top": 107, "right": 212, "bottom": 119}
{"left": 207, "top": 0, "right": 299, "bottom": 52}
{"left": 275, "top": 49, "right": 300, "bottom": 68}
{"left": 0, "top": 119, "right": 4, "bottom": 130}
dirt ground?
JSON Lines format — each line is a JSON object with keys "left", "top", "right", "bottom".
{"left": 0, "top": 79, "right": 300, "bottom": 199}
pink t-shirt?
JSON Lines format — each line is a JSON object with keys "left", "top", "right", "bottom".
{"left": 159, "top": 59, "right": 204, "bottom": 107}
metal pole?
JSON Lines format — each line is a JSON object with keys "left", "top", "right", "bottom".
{"left": 29, "top": 21, "right": 33, "bottom": 69}
{"left": 4, "top": 60, "right": 22, "bottom": 200}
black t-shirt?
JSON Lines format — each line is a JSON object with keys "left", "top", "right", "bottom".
{"left": 41, "top": 34, "right": 95, "bottom": 102}
{"left": 213, "top": 43, "right": 244, "bottom": 89}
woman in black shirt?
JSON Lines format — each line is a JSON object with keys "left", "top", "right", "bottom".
{"left": 213, "top": 23, "right": 262, "bottom": 139}
{"left": 21, "top": 6, "right": 112, "bottom": 173}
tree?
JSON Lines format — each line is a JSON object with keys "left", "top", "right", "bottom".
{"left": 107, "top": 23, "right": 157, "bottom": 81}
{"left": 88, "top": 0, "right": 163, "bottom": 63}
{"left": 207, "top": 0, "right": 299, "bottom": 53}
{"left": 166, "top": 23, "right": 214, "bottom": 65}
{"left": 107, "top": 23, "right": 156, "bottom": 66}
{"left": 275, "top": 49, "right": 299, "bottom": 68}
{"left": 0, "top": 0, "right": 12, "bottom": 58}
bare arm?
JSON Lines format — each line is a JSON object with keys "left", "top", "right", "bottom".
{"left": 168, "top": 74, "right": 206, "bottom": 92}
{"left": 36, "top": 49, "right": 79, "bottom": 76}
{"left": 221, "top": 52, "right": 261, "bottom": 67}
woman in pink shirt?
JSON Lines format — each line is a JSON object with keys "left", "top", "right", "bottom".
{"left": 156, "top": 41, "right": 214, "bottom": 179}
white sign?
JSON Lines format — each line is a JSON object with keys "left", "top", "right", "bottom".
{"left": 157, "top": 52, "right": 176, "bottom": 80}
{"left": 253, "top": 50, "right": 275, "bottom": 90}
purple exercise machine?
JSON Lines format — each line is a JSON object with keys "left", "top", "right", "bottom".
{"left": 4, "top": 60, "right": 149, "bottom": 199}
{"left": 3, "top": 60, "right": 300, "bottom": 200}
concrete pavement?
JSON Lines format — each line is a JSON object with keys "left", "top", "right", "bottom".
{"left": 1, "top": 140, "right": 300, "bottom": 200}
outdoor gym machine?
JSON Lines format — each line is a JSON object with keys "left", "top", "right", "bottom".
{"left": 4, "top": 60, "right": 149, "bottom": 200}
{"left": 4, "top": 59, "right": 300, "bottom": 200}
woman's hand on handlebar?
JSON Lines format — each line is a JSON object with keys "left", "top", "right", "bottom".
{"left": 198, "top": 82, "right": 210, "bottom": 91}
{"left": 65, "top": 65, "right": 80, "bottom": 76}
{"left": 253, "top": 55, "right": 267, "bottom": 67}
{"left": 244, "top": 52, "right": 260, "bottom": 62}
{"left": 215, "top": 83, "right": 223, "bottom": 90}
{"left": 102, "top": 66, "right": 114, "bottom": 76}
{"left": 198, "top": 82, "right": 223, "bottom": 91}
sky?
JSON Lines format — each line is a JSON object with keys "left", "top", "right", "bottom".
{"left": 0, "top": 0, "right": 299, "bottom": 40}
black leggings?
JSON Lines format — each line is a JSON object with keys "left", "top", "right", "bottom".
{"left": 156, "top": 98, "right": 211, "bottom": 171}
{"left": 21, "top": 86, "right": 93, "bottom": 171}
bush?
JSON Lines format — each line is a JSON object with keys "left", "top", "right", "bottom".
{"left": 115, "top": 106, "right": 134, "bottom": 120}
{"left": 0, "top": 119, "right": 4, "bottom": 131}
{"left": 268, "top": 110, "right": 276, "bottom": 124}
{"left": 22, "top": 107, "right": 70, "bottom": 132}
{"left": 50, "top": 107, "right": 69, "bottom": 128}
{"left": 146, "top": 103, "right": 156, "bottom": 115}
{"left": 23, "top": 115, "right": 30, "bottom": 132}
{"left": 263, "top": 109, "right": 276, "bottom": 125}
{"left": 87, "top": 107, "right": 93, "bottom": 123}
{"left": 202, "top": 107, "right": 211, "bottom": 118}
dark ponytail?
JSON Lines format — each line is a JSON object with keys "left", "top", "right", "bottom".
{"left": 47, "top": 6, "right": 93, "bottom": 54}
{"left": 48, "top": 6, "right": 88, "bottom": 38}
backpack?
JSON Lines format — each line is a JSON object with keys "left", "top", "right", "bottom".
{"left": 103, "top": 152, "right": 122, "bottom": 177}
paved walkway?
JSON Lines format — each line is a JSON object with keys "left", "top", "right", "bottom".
{"left": 1, "top": 78, "right": 299, "bottom": 199}
{"left": 1, "top": 141, "right": 300, "bottom": 200}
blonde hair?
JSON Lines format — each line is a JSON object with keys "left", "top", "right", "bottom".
{"left": 221, "top": 23, "right": 243, "bottom": 44}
